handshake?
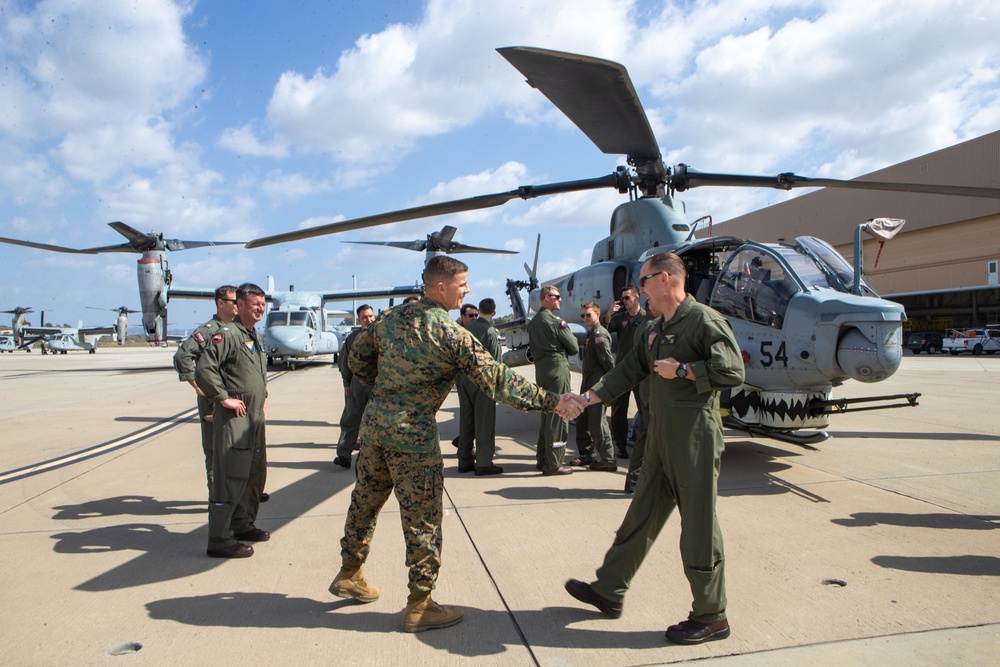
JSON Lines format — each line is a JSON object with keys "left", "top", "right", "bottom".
{"left": 555, "top": 392, "right": 595, "bottom": 420}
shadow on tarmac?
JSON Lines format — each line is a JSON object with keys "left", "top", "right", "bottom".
{"left": 145, "top": 593, "right": 670, "bottom": 656}
{"left": 52, "top": 495, "right": 205, "bottom": 520}
{"left": 872, "top": 554, "right": 1000, "bottom": 576}
{"left": 832, "top": 512, "right": 1000, "bottom": 529}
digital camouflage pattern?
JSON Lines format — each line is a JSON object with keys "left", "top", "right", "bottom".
{"left": 342, "top": 296, "right": 559, "bottom": 596}
{"left": 350, "top": 297, "right": 559, "bottom": 453}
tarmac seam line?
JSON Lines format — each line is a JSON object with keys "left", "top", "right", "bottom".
{"left": 442, "top": 485, "right": 542, "bottom": 667}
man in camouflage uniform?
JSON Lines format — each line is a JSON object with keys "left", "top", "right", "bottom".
{"left": 601, "top": 285, "right": 648, "bottom": 459}
{"left": 329, "top": 255, "right": 582, "bottom": 633}
{"left": 172, "top": 285, "right": 237, "bottom": 493}
{"left": 196, "top": 283, "right": 270, "bottom": 559}
{"left": 456, "top": 298, "right": 503, "bottom": 475}
{"left": 528, "top": 285, "right": 579, "bottom": 475}
{"left": 333, "top": 304, "right": 376, "bottom": 469}
{"left": 570, "top": 302, "right": 616, "bottom": 471}
{"left": 566, "top": 253, "right": 744, "bottom": 646}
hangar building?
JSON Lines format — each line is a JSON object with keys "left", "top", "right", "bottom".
{"left": 717, "top": 130, "right": 1000, "bottom": 332}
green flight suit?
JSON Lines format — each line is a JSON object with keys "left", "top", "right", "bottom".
{"left": 576, "top": 322, "right": 614, "bottom": 463}
{"left": 335, "top": 327, "right": 372, "bottom": 462}
{"left": 173, "top": 316, "right": 231, "bottom": 494}
{"left": 528, "top": 307, "right": 579, "bottom": 471}
{"left": 605, "top": 307, "right": 648, "bottom": 451}
{"left": 457, "top": 316, "right": 502, "bottom": 469}
{"left": 626, "top": 321, "right": 655, "bottom": 488}
{"left": 195, "top": 319, "right": 269, "bottom": 548}
{"left": 341, "top": 297, "right": 559, "bottom": 599}
{"left": 590, "top": 295, "right": 744, "bottom": 623}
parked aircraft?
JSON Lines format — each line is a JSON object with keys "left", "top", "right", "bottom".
{"left": 87, "top": 306, "right": 140, "bottom": 345}
{"left": 20, "top": 323, "right": 115, "bottom": 354}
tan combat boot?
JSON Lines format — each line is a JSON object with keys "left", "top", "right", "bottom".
{"left": 328, "top": 566, "right": 381, "bottom": 603}
{"left": 402, "top": 595, "right": 464, "bottom": 633}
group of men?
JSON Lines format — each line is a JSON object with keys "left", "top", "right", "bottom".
{"left": 173, "top": 251, "right": 745, "bottom": 645}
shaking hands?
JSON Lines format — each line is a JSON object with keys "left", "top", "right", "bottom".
{"left": 555, "top": 392, "right": 598, "bottom": 420}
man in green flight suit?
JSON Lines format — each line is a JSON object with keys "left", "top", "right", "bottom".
{"left": 456, "top": 297, "right": 504, "bottom": 475}
{"left": 328, "top": 256, "right": 582, "bottom": 633}
{"left": 333, "top": 303, "right": 376, "bottom": 469}
{"left": 570, "top": 302, "right": 616, "bottom": 471}
{"left": 196, "top": 283, "right": 270, "bottom": 559}
{"left": 528, "top": 285, "right": 579, "bottom": 475}
{"left": 172, "top": 284, "right": 237, "bottom": 493}
{"left": 565, "top": 252, "right": 744, "bottom": 645}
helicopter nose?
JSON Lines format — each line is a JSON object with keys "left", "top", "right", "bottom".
{"left": 836, "top": 323, "right": 902, "bottom": 383}
{"left": 266, "top": 327, "right": 313, "bottom": 354}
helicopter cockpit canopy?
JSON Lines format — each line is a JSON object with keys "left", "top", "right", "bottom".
{"left": 266, "top": 311, "right": 314, "bottom": 327}
{"left": 707, "top": 237, "right": 875, "bottom": 330}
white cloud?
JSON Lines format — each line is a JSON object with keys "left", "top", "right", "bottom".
{"left": 218, "top": 124, "right": 289, "bottom": 158}
{"left": 261, "top": 171, "right": 331, "bottom": 203}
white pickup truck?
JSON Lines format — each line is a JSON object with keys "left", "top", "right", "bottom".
{"left": 943, "top": 326, "right": 1000, "bottom": 356}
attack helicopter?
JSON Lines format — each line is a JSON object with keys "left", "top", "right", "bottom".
{"left": 0, "top": 222, "right": 245, "bottom": 345}
{"left": 246, "top": 46, "right": 1000, "bottom": 445}
{"left": 87, "top": 306, "right": 140, "bottom": 345}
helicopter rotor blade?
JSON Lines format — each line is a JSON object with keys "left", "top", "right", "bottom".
{"left": 0, "top": 236, "right": 102, "bottom": 254}
{"left": 343, "top": 240, "right": 429, "bottom": 252}
{"left": 246, "top": 172, "right": 627, "bottom": 248}
{"left": 430, "top": 225, "right": 458, "bottom": 251}
{"left": 498, "top": 47, "right": 664, "bottom": 185}
{"left": 671, "top": 164, "right": 1000, "bottom": 199}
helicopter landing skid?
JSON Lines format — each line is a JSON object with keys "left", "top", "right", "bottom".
{"left": 723, "top": 416, "right": 827, "bottom": 449}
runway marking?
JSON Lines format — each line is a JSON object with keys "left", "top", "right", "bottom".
{"left": 0, "top": 407, "right": 199, "bottom": 485}
{"left": 0, "top": 369, "right": 291, "bottom": 485}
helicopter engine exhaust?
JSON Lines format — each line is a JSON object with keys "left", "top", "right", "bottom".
{"left": 502, "top": 347, "right": 533, "bottom": 367}
{"left": 836, "top": 323, "right": 902, "bottom": 383}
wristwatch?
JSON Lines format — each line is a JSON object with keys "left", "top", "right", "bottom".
{"left": 675, "top": 362, "right": 688, "bottom": 379}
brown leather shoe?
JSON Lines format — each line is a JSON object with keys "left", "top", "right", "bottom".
{"left": 564, "top": 579, "right": 622, "bottom": 618}
{"left": 542, "top": 465, "right": 573, "bottom": 476}
{"left": 589, "top": 461, "right": 618, "bottom": 472}
{"left": 234, "top": 526, "right": 270, "bottom": 542}
{"left": 474, "top": 465, "right": 503, "bottom": 476}
{"left": 207, "top": 542, "right": 253, "bottom": 559}
{"left": 665, "top": 618, "right": 730, "bottom": 644}
{"left": 568, "top": 457, "right": 594, "bottom": 467}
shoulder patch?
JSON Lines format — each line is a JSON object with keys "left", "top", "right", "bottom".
{"left": 193, "top": 331, "right": 205, "bottom": 344}
{"left": 595, "top": 335, "right": 605, "bottom": 344}
{"left": 647, "top": 331, "right": 658, "bottom": 350}
{"left": 559, "top": 320, "right": 569, "bottom": 329}
{"left": 211, "top": 333, "right": 224, "bottom": 344}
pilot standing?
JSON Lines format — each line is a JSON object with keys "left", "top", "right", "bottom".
{"left": 172, "top": 285, "right": 237, "bottom": 494}
{"left": 566, "top": 252, "right": 744, "bottom": 645}
{"left": 602, "top": 285, "right": 648, "bottom": 459}
{"left": 528, "top": 285, "right": 579, "bottom": 475}
{"left": 456, "top": 298, "right": 503, "bottom": 475}
{"left": 196, "top": 283, "right": 270, "bottom": 559}
{"left": 571, "top": 302, "right": 617, "bottom": 470}
{"left": 334, "top": 304, "right": 376, "bottom": 469}
{"left": 623, "top": 301, "right": 658, "bottom": 493}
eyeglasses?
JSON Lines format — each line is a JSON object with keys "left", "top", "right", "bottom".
{"left": 546, "top": 294, "right": 562, "bottom": 300}
{"left": 621, "top": 295, "right": 635, "bottom": 300}
{"left": 465, "top": 313, "right": 479, "bottom": 319}
{"left": 220, "top": 298, "right": 237, "bottom": 304}
{"left": 639, "top": 271, "right": 668, "bottom": 287}
{"left": 581, "top": 312, "right": 597, "bottom": 318}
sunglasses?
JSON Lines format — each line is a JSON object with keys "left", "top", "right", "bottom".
{"left": 639, "top": 271, "right": 668, "bottom": 287}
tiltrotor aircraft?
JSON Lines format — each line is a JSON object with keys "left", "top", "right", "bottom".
{"left": 169, "top": 278, "right": 422, "bottom": 369}
{"left": 0, "top": 222, "right": 244, "bottom": 345}
{"left": 245, "top": 47, "right": 1000, "bottom": 445}
{"left": 342, "top": 224, "right": 517, "bottom": 264}
{"left": 3, "top": 306, "right": 34, "bottom": 346}
{"left": 87, "top": 306, "right": 140, "bottom": 345}
{"left": 19, "top": 321, "right": 115, "bottom": 354}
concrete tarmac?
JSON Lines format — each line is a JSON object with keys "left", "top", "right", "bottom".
{"left": 0, "top": 348, "right": 997, "bottom": 665}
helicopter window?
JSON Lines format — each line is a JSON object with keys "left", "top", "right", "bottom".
{"left": 795, "top": 236, "right": 875, "bottom": 295}
{"left": 711, "top": 248, "right": 798, "bottom": 329}
{"left": 289, "top": 312, "right": 309, "bottom": 326}
{"left": 267, "top": 312, "right": 288, "bottom": 327}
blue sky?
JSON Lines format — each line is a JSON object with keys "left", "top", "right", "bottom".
{"left": 1, "top": 0, "right": 998, "bottom": 331}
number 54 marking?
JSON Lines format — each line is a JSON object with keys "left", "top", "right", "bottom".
{"left": 760, "top": 340, "right": 788, "bottom": 367}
